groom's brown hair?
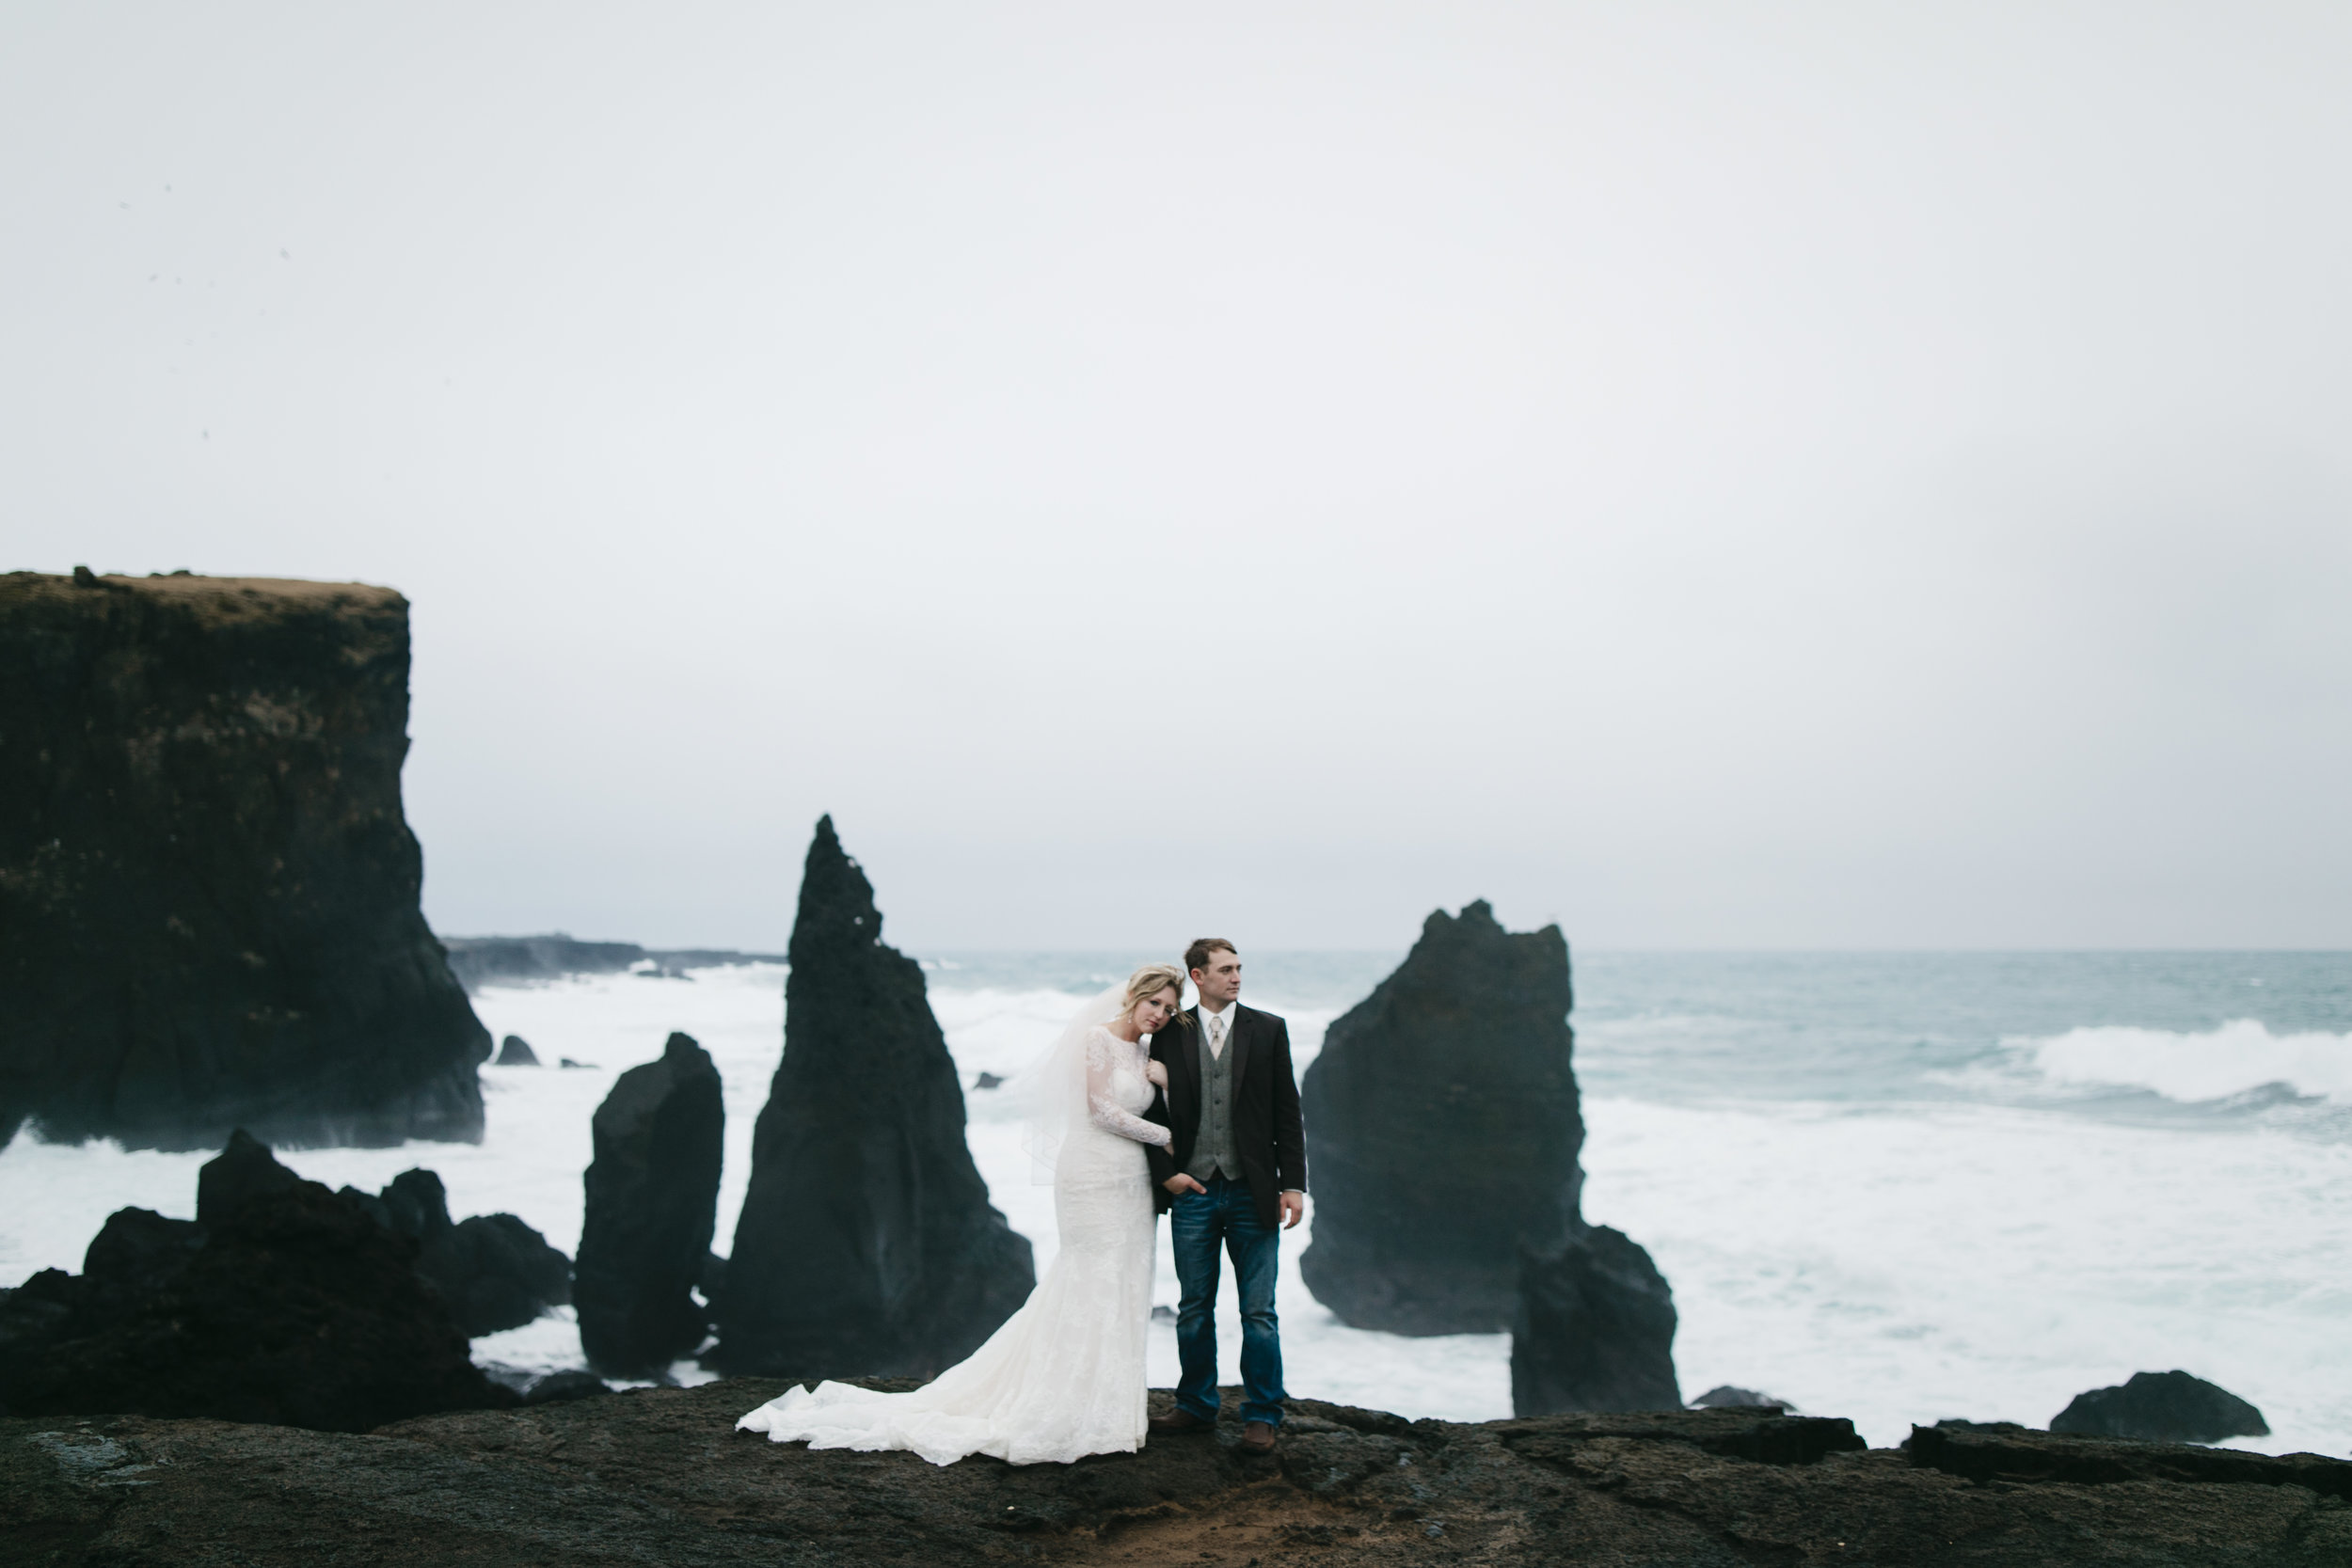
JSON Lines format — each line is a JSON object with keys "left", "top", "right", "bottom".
{"left": 1184, "top": 937, "right": 1236, "bottom": 975}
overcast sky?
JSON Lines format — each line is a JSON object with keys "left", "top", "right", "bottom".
{"left": 6, "top": 3, "right": 2348, "bottom": 951}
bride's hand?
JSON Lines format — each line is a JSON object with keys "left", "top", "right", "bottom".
{"left": 1144, "top": 1059, "right": 1168, "bottom": 1089}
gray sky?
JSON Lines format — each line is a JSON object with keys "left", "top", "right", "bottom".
{"left": 7, "top": 3, "right": 2349, "bottom": 950}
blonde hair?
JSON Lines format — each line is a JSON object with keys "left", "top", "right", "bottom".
{"left": 1121, "top": 962, "right": 1185, "bottom": 1021}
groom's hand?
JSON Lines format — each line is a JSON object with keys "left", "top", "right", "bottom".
{"left": 1164, "top": 1174, "right": 1206, "bottom": 1196}
{"left": 1279, "top": 1191, "right": 1306, "bottom": 1230}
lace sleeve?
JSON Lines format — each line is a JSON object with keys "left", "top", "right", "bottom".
{"left": 1085, "top": 1028, "right": 1171, "bottom": 1147}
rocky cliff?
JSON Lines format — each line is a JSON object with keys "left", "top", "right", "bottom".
{"left": 0, "top": 569, "right": 488, "bottom": 1149}
{"left": 7, "top": 1384, "right": 2344, "bottom": 1566}
{"left": 712, "top": 817, "right": 1033, "bottom": 1378}
{"left": 576, "top": 1032, "right": 724, "bottom": 1377}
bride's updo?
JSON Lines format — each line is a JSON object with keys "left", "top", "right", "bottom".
{"left": 1121, "top": 962, "right": 1185, "bottom": 1020}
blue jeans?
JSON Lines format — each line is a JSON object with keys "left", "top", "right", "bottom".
{"left": 1169, "top": 1176, "right": 1284, "bottom": 1427}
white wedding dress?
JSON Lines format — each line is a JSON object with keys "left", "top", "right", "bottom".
{"left": 737, "top": 1023, "right": 1169, "bottom": 1465}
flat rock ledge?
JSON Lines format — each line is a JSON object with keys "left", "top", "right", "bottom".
{"left": 5, "top": 1384, "right": 2347, "bottom": 1567}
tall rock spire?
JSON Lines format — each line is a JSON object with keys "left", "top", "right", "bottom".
{"left": 711, "top": 817, "right": 1033, "bottom": 1377}
{"left": 577, "top": 1031, "right": 724, "bottom": 1377}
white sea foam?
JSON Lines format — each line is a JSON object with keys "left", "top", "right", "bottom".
{"left": 2, "top": 964, "right": 2345, "bottom": 1457}
{"left": 2017, "top": 1019, "right": 2352, "bottom": 1106}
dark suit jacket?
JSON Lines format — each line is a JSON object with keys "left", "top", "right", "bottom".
{"left": 1143, "top": 1003, "right": 1307, "bottom": 1231}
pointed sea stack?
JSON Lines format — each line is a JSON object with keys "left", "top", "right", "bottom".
{"left": 576, "top": 1032, "right": 725, "bottom": 1377}
{"left": 712, "top": 818, "right": 1033, "bottom": 1378}
{"left": 1299, "top": 900, "right": 1677, "bottom": 1410}
{"left": 0, "top": 570, "right": 489, "bottom": 1149}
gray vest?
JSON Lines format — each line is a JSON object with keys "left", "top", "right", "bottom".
{"left": 1184, "top": 1010, "right": 1245, "bottom": 1182}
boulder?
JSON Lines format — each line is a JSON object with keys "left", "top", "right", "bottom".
{"left": 0, "top": 1146, "right": 509, "bottom": 1430}
{"left": 197, "top": 1128, "right": 303, "bottom": 1227}
{"left": 0, "top": 570, "right": 489, "bottom": 1150}
{"left": 76, "top": 1207, "right": 210, "bottom": 1322}
{"left": 2050, "top": 1370, "right": 2270, "bottom": 1444}
{"left": 712, "top": 817, "right": 1033, "bottom": 1378}
{"left": 1512, "top": 1227, "right": 1682, "bottom": 1415}
{"left": 1299, "top": 901, "right": 1588, "bottom": 1334}
{"left": 496, "top": 1035, "right": 540, "bottom": 1066}
{"left": 1692, "top": 1385, "right": 1790, "bottom": 1411}
{"left": 427, "top": 1215, "right": 574, "bottom": 1338}
{"left": 341, "top": 1164, "right": 570, "bottom": 1337}
{"left": 575, "top": 1032, "right": 725, "bottom": 1377}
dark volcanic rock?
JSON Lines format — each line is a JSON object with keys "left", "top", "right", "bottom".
{"left": 1513, "top": 1226, "right": 1681, "bottom": 1415}
{"left": 2050, "top": 1369, "right": 2271, "bottom": 1444}
{"left": 440, "top": 935, "right": 789, "bottom": 992}
{"left": 76, "top": 1210, "right": 209, "bottom": 1315}
{"left": 576, "top": 1032, "right": 724, "bottom": 1377}
{"left": 713, "top": 817, "right": 1033, "bottom": 1378}
{"left": 495, "top": 1034, "right": 539, "bottom": 1066}
{"left": 0, "top": 1169, "right": 510, "bottom": 1432}
{"left": 1300, "top": 902, "right": 1586, "bottom": 1335}
{"left": 426, "top": 1214, "right": 573, "bottom": 1338}
{"left": 1500, "top": 1405, "right": 1867, "bottom": 1467}
{"left": 195, "top": 1128, "right": 303, "bottom": 1226}
{"left": 441, "top": 934, "right": 647, "bottom": 989}
{"left": 0, "top": 571, "right": 489, "bottom": 1150}
{"left": 1911, "top": 1419, "right": 2344, "bottom": 1498}
{"left": 342, "top": 1164, "right": 571, "bottom": 1337}
{"left": 6, "top": 1386, "right": 2345, "bottom": 1567}
{"left": 1300, "top": 901, "right": 1677, "bottom": 1411}
{"left": 1692, "top": 1384, "right": 1789, "bottom": 1410}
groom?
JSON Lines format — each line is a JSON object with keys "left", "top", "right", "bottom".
{"left": 1143, "top": 938, "right": 1308, "bottom": 1455}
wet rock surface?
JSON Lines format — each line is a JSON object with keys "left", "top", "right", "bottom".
{"left": 2050, "top": 1368, "right": 2271, "bottom": 1444}
{"left": 5, "top": 1386, "right": 2344, "bottom": 1566}
{"left": 575, "top": 1031, "right": 724, "bottom": 1377}
{"left": 714, "top": 817, "right": 1033, "bottom": 1379}
{"left": 0, "top": 570, "right": 489, "bottom": 1150}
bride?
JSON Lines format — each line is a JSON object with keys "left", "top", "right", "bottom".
{"left": 737, "top": 963, "right": 1184, "bottom": 1465}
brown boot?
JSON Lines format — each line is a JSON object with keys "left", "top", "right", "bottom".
{"left": 1149, "top": 1407, "right": 1214, "bottom": 1433}
{"left": 1240, "top": 1420, "right": 1278, "bottom": 1454}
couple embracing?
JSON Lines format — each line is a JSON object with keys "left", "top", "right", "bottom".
{"left": 738, "top": 939, "right": 1308, "bottom": 1465}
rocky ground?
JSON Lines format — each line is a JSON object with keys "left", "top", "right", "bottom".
{"left": 6, "top": 1383, "right": 2345, "bottom": 1566}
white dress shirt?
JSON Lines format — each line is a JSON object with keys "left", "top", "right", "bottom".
{"left": 1199, "top": 1000, "right": 1234, "bottom": 1059}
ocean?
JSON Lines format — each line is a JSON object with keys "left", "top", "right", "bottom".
{"left": 3, "top": 949, "right": 2344, "bottom": 1456}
